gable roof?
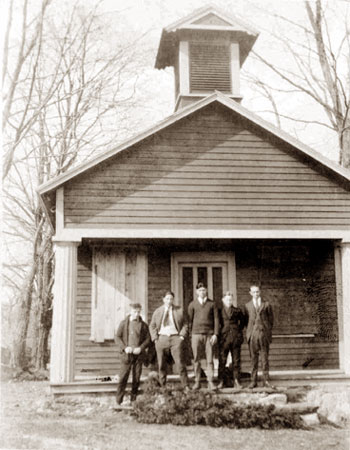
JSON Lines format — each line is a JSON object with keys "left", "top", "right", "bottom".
{"left": 163, "top": 4, "right": 259, "bottom": 35}
{"left": 155, "top": 5, "right": 259, "bottom": 69}
{"left": 38, "top": 90, "right": 350, "bottom": 195}
{"left": 38, "top": 91, "right": 350, "bottom": 229}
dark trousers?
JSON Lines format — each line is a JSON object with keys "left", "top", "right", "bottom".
{"left": 191, "top": 334, "right": 214, "bottom": 382}
{"left": 218, "top": 339, "right": 242, "bottom": 382}
{"left": 116, "top": 354, "right": 142, "bottom": 404}
{"left": 155, "top": 335, "right": 188, "bottom": 387}
{"left": 249, "top": 332, "right": 270, "bottom": 383}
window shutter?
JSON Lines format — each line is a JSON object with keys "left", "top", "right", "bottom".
{"left": 189, "top": 42, "right": 231, "bottom": 92}
{"left": 90, "top": 248, "right": 147, "bottom": 343}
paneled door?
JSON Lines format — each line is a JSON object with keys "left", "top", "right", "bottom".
{"left": 171, "top": 252, "right": 236, "bottom": 313}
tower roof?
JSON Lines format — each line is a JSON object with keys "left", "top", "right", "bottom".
{"left": 155, "top": 4, "right": 259, "bottom": 69}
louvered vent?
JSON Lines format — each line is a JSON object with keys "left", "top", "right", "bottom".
{"left": 190, "top": 43, "right": 231, "bottom": 92}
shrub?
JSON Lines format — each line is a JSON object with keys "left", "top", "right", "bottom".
{"left": 133, "top": 384, "right": 304, "bottom": 429}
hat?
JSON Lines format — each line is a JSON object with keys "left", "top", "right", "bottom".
{"left": 196, "top": 282, "right": 206, "bottom": 289}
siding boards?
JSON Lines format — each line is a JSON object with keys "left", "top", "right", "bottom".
{"left": 74, "top": 240, "right": 339, "bottom": 378}
{"left": 64, "top": 104, "right": 350, "bottom": 229}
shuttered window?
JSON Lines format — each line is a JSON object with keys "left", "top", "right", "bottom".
{"left": 189, "top": 42, "right": 231, "bottom": 92}
{"left": 90, "top": 247, "right": 147, "bottom": 343}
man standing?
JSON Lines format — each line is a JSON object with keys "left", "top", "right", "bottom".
{"left": 244, "top": 285, "right": 274, "bottom": 388}
{"left": 217, "top": 292, "right": 246, "bottom": 389}
{"left": 188, "top": 282, "right": 219, "bottom": 391}
{"left": 150, "top": 291, "right": 189, "bottom": 389}
{"left": 115, "top": 303, "right": 151, "bottom": 405}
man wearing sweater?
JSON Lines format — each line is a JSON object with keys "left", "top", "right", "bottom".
{"left": 188, "top": 282, "right": 219, "bottom": 391}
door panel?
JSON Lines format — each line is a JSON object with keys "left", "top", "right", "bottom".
{"left": 171, "top": 252, "right": 236, "bottom": 311}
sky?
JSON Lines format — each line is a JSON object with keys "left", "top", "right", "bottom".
{"left": 93, "top": 0, "right": 348, "bottom": 162}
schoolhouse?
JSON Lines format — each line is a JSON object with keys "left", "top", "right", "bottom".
{"left": 38, "top": 5, "right": 350, "bottom": 394}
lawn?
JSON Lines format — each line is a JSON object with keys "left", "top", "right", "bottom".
{"left": 1, "top": 381, "right": 349, "bottom": 450}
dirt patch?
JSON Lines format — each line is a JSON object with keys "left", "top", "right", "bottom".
{"left": 1, "top": 381, "right": 349, "bottom": 450}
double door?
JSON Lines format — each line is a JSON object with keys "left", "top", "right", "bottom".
{"left": 171, "top": 252, "right": 236, "bottom": 313}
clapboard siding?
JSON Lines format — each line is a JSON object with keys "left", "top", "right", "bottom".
{"left": 73, "top": 240, "right": 339, "bottom": 378}
{"left": 64, "top": 104, "right": 350, "bottom": 229}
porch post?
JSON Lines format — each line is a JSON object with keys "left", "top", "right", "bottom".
{"left": 50, "top": 241, "right": 79, "bottom": 383}
{"left": 340, "top": 241, "right": 350, "bottom": 374}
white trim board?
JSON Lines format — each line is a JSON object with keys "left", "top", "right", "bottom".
{"left": 53, "top": 228, "right": 350, "bottom": 243}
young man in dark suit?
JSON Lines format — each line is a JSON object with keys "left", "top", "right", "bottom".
{"left": 244, "top": 285, "right": 274, "bottom": 389}
{"left": 150, "top": 291, "right": 189, "bottom": 389}
{"left": 115, "top": 303, "right": 151, "bottom": 405}
{"left": 217, "top": 291, "right": 246, "bottom": 389}
{"left": 188, "top": 282, "right": 219, "bottom": 391}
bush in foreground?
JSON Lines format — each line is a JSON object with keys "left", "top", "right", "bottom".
{"left": 133, "top": 384, "right": 304, "bottom": 429}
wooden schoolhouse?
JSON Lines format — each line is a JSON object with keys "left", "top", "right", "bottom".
{"left": 38, "top": 5, "right": 350, "bottom": 394}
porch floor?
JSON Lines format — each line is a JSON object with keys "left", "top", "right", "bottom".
{"left": 51, "top": 369, "right": 350, "bottom": 395}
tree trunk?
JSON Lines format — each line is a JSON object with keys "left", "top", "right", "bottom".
{"left": 339, "top": 119, "right": 350, "bottom": 169}
{"left": 10, "top": 263, "right": 37, "bottom": 368}
{"left": 33, "top": 236, "right": 54, "bottom": 370}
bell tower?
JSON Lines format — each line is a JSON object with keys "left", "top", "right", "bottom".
{"left": 155, "top": 5, "right": 259, "bottom": 111}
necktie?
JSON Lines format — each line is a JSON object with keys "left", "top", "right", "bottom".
{"left": 163, "top": 308, "right": 170, "bottom": 327}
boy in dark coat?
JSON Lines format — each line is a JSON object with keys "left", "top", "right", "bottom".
{"left": 217, "top": 292, "right": 246, "bottom": 389}
{"left": 115, "top": 303, "right": 151, "bottom": 405}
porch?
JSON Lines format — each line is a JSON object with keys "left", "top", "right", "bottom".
{"left": 50, "top": 236, "right": 350, "bottom": 390}
{"left": 51, "top": 369, "right": 350, "bottom": 395}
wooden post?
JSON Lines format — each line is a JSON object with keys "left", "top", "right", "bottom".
{"left": 334, "top": 243, "right": 344, "bottom": 370}
{"left": 230, "top": 42, "right": 240, "bottom": 96}
{"left": 340, "top": 240, "right": 350, "bottom": 374}
{"left": 50, "top": 241, "right": 79, "bottom": 383}
{"left": 179, "top": 41, "right": 190, "bottom": 95}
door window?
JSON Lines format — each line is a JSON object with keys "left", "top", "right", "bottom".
{"left": 171, "top": 252, "right": 236, "bottom": 312}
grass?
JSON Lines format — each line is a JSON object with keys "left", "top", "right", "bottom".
{"left": 1, "top": 381, "right": 349, "bottom": 450}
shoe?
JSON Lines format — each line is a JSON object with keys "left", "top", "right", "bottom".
{"left": 192, "top": 382, "right": 201, "bottom": 391}
{"left": 207, "top": 381, "right": 217, "bottom": 391}
{"left": 217, "top": 381, "right": 224, "bottom": 389}
{"left": 262, "top": 381, "right": 275, "bottom": 389}
{"left": 234, "top": 379, "right": 242, "bottom": 390}
{"left": 248, "top": 381, "right": 257, "bottom": 389}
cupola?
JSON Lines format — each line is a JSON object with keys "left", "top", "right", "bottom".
{"left": 155, "top": 5, "right": 259, "bottom": 111}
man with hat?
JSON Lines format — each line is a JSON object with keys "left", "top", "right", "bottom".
{"left": 188, "top": 282, "right": 219, "bottom": 391}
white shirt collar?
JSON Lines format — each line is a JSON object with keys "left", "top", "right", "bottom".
{"left": 198, "top": 297, "right": 207, "bottom": 305}
{"left": 253, "top": 297, "right": 261, "bottom": 308}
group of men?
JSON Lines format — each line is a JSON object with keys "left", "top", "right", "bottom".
{"left": 115, "top": 283, "right": 274, "bottom": 405}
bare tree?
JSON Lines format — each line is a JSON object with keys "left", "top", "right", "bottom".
{"left": 2, "top": 0, "right": 151, "bottom": 370}
{"left": 245, "top": 0, "right": 350, "bottom": 168}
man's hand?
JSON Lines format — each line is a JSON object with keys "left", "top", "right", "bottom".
{"left": 209, "top": 335, "right": 217, "bottom": 346}
{"left": 133, "top": 347, "right": 141, "bottom": 355}
{"left": 124, "top": 346, "right": 133, "bottom": 354}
